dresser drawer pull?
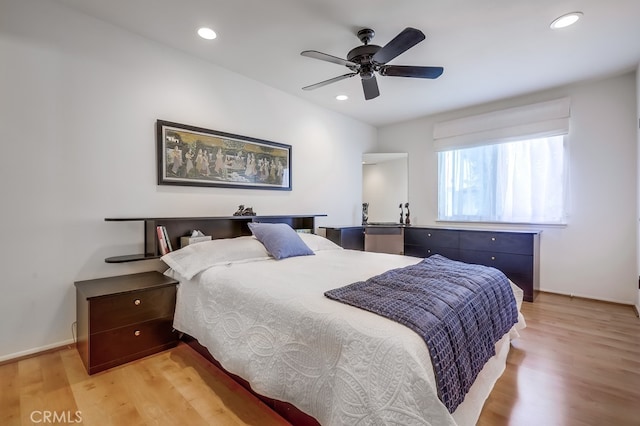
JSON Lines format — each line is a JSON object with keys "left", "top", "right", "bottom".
{"left": 491, "top": 256, "right": 496, "bottom": 260}
{"left": 134, "top": 330, "right": 141, "bottom": 337}
{"left": 427, "top": 249, "right": 431, "bottom": 254}
{"left": 427, "top": 233, "right": 432, "bottom": 237}
{"left": 134, "top": 299, "right": 141, "bottom": 306}
{"left": 491, "top": 237, "right": 496, "bottom": 241}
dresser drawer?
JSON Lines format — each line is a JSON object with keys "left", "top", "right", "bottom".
{"left": 89, "top": 286, "right": 176, "bottom": 333}
{"left": 405, "top": 244, "right": 459, "bottom": 260}
{"left": 459, "top": 231, "right": 533, "bottom": 255}
{"left": 404, "top": 228, "right": 459, "bottom": 248}
{"left": 90, "top": 317, "right": 178, "bottom": 367}
{"left": 458, "top": 249, "right": 533, "bottom": 275}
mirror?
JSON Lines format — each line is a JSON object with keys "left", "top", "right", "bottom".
{"left": 362, "top": 153, "right": 408, "bottom": 224}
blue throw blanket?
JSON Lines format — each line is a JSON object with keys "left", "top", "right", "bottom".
{"left": 324, "top": 255, "right": 518, "bottom": 413}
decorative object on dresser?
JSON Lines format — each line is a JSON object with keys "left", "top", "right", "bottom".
{"left": 157, "top": 120, "right": 292, "bottom": 190}
{"left": 362, "top": 202, "right": 369, "bottom": 225}
{"left": 404, "top": 227, "right": 540, "bottom": 302}
{"left": 404, "top": 202, "right": 411, "bottom": 226}
{"left": 399, "top": 203, "right": 404, "bottom": 224}
{"left": 74, "top": 271, "right": 179, "bottom": 375}
{"left": 104, "top": 215, "right": 327, "bottom": 263}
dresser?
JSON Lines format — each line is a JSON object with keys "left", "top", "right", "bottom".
{"left": 75, "top": 271, "right": 179, "bottom": 374}
{"left": 404, "top": 227, "right": 540, "bottom": 302}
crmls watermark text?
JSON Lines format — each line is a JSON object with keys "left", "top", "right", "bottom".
{"left": 30, "top": 411, "right": 83, "bottom": 423}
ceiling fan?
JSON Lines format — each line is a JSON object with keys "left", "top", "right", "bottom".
{"left": 301, "top": 27, "right": 443, "bottom": 100}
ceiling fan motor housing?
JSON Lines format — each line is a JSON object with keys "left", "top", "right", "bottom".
{"left": 347, "top": 44, "right": 381, "bottom": 79}
{"left": 347, "top": 44, "right": 381, "bottom": 63}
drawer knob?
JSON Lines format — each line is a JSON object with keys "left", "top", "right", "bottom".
{"left": 134, "top": 299, "right": 141, "bottom": 306}
{"left": 491, "top": 237, "right": 496, "bottom": 241}
{"left": 427, "top": 233, "right": 432, "bottom": 237}
{"left": 491, "top": 256, "right": 496, "bottom": 260}
{"left": 427, "top": 249, "right": 431, "bottom": 253}
{"left": 134, "top": 330, "right": 141, "bottom": 337}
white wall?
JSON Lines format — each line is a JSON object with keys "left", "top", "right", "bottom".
{"left": 378, "top": 73, "right": 638, "bottom": 305}
{"left": 0, "top": 0, "right": 376, "bottom": 360}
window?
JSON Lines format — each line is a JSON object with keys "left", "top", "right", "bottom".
{"left": 438, "top": 135, "right": 566, "bottom": 224}
{"left": 433, "top": 98, "right": 570, "bottom": 225}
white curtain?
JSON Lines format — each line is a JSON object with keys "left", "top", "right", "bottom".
{"left": 438, "top": 136, "right": 565, "bottom": 223}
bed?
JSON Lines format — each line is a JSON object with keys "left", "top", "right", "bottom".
{"left": 164, "top": 230, "right": 526, "bottom": 426}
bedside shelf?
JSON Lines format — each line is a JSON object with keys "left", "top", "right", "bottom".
{"left": 105, "top": 254, "right": 160, "bottom": 263}
{"left": 105, "top": 214, "right": 326, "bottom": 263}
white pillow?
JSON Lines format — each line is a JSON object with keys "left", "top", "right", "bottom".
{"left": 298, "top": 233, "right": 343, "bottom": 252}
{"left": 161, "top": 236, "right": 270, "bottom": 280}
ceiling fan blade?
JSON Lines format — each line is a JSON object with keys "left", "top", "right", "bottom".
{"left": 301, "top": 50, "right": 359, "bottom": 68}
{"left": 302, "top": 72, "right": 357, "bottom": 91}
{"left": 372, "top": 27, "right": 426, "bottom": 65}
{"left": 380, "top": 65, "right": 444, "bottom": 79}
{"left": 361, "top": 76, "right": 380, "bottom": 100}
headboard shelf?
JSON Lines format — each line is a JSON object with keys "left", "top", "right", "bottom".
{"left": 104, "top": 214, "right": 327, "bottom": 263}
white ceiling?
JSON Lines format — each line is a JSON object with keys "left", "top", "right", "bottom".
{"left": 55, "top": 0, "right": 640, "bottom": 127}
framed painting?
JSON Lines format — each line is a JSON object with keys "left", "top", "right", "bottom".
{"left": 156, "top": 120, "right": 292, "bottom": 190}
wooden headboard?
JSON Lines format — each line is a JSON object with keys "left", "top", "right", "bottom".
{"left": 104, "top": 215, "right": 326, "bottom": 263}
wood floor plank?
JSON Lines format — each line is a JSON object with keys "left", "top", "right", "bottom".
{"left": 4, "top": 292, "right": 640, "bottom": 425}
{"left": 0, "top": 361, "right": 20, "bottom": 426}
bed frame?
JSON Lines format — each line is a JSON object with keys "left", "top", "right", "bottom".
{"left": 105, "top": 214, "right": 325, "bottom": 424}
{"left": 183, "top": 335, "right": 320, "bottom": 425}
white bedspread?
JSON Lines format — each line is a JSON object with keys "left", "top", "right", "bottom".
{"left": 172, "top": 249, "right": 525, "bottom": 426}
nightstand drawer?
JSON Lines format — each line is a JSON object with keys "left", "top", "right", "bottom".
{"left": 89, "top": 286, "right": 176, "bottom": 333}
{"left": 90, "top": 317, "right": 178, "bottom": 367}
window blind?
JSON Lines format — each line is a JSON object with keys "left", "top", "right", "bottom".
{"left": 433, "top": 97, "right": 570, "bottom": 152}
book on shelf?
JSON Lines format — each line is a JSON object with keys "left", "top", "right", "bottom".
{"left": 156, "top": 226, "right": 171, "bottom": 255}
{"left": 161, "top": 225, "right": 173, "bottom": 252}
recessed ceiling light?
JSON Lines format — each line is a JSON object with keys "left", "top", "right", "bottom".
{"left": 197, "top": 27, "right": 217, "bottom": 40}
{"left": 336, "top": 94, "right": 348, "bottom": 101}
{"left": 550, "top": 12, "right": 583, "bottom": 29}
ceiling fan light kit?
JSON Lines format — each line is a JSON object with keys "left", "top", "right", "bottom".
{"left": 301, "top": 27, "right": 443, "bottom": 100}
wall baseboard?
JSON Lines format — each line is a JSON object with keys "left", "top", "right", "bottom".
{"left": 0, "top": 339, "right": 76, "bottom": 365}
{"left": 538, "top": 290, "right": 635, "bottom": 307}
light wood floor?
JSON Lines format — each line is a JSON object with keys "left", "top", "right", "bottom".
{"left": 478, "top": 292, "right": 640, "bottom": 426}
{"left": 1, "top": 292, "right": 639, "bottom": 425}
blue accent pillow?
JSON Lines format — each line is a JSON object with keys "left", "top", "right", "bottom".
{"left": 247, "top": 222, "right": 315, "bottom": 260}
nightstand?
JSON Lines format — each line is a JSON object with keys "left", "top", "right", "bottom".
{"left": 321, "top": 226, "right": 365, "bottom": 250}
{"left": 75, "top": 271, "right": 179, "bottom": 375}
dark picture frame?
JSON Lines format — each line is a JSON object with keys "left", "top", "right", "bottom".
{"left": 156, "top": 120, "right": 292, "bottom": 190}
